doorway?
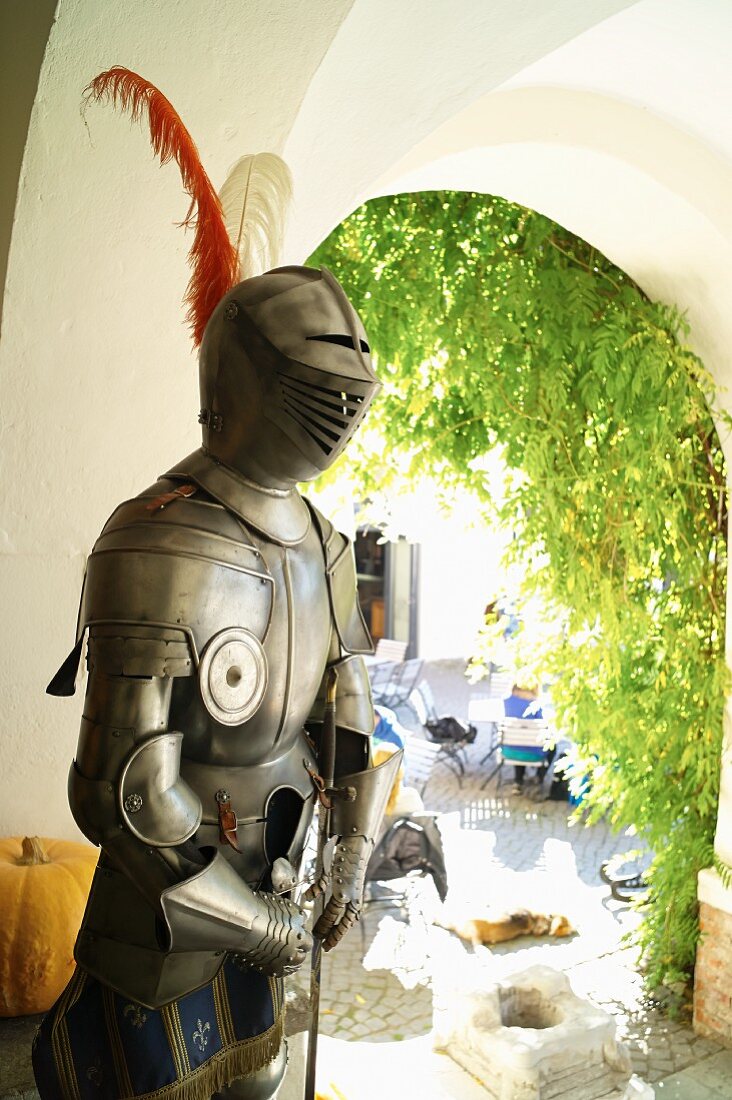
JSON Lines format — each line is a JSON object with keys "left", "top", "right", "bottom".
{"left": 354, "top": 528, "right": 420, "bottom": 658}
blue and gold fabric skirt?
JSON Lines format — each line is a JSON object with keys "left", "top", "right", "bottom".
{"left": 32, "top": 957, "right": 284, "bottom": 1100}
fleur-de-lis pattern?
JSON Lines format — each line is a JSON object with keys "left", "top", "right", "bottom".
{"left": 32, "top": 956, "right": 284, "bottom": 1096}
{"left": 86, "top": 1055, "right": 103, "bottom": 1086}
{"left": 192, "top": 1017, "right": 211, "bottom": 1052}
{"left": 123, "top": 1003, "right": 148, "bottom": 1029}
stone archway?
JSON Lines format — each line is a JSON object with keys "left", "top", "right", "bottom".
{"left": 0, "top": 0, "right": 632, "bottom": 840}
{"left": 2, "top": 0, "right": 732, "bottom": 1043}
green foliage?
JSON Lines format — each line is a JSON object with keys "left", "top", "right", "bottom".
{"left": 310, "top": 192, "right": 729, "bottom": 992}
{"left": 713, "top": 853, "right": 732, "bottom": 891}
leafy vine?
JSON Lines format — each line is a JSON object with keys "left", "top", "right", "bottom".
{"left": 310, "top": 192, "right": 729, "bottom": 992}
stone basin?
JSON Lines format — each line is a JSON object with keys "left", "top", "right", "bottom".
{"left": 433, "top": 963, "right": 653, "bottom": 1100}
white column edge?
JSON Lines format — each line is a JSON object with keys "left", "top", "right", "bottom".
{"left": 698, "top": 866, "right": 732, "bottom": 917}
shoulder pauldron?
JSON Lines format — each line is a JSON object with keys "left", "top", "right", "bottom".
{"left": 48, "top": 488, "right": 274, "bottom": 694}
{"left": 306, "top": 501, "right": 372, "bottom": 656}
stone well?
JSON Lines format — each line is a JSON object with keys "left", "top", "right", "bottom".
{"left": 433, "top": 963, "right": 653, "bottom": 1100}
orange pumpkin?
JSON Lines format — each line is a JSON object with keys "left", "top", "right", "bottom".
{"left": 0, "top": 835, "right": 97, "bottom": 1016}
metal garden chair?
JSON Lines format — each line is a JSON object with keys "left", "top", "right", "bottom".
{"left": 481, "top": 715, "right": 551, "bottom": 790}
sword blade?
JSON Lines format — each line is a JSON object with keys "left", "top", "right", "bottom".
{"left": 304, "top": 668, "right": 338, "bottom": 1100}
{"left": 304, "top": 890, "right": 325, "bottom": 1097}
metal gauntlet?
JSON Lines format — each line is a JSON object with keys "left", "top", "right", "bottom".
{"left": 330, "top": 750, "right": 403, "bottom": 843}
{"left": 161, "top": 851, "right": 312, "bottom": 977}
{"left": 308, "top": 750, "right": 403, "bottom": 949}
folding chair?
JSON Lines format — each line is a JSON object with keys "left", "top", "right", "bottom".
{"left": 400, "top": 729, "right": 442, "bottom": 797}
{"left": 481, "top": 716, "right": 550, "bottom": 790}
{"left": 370, "top": 657, "right": 423, "bottom": 710}
{"left": 367, "top": 639, "right": 408, "bottom": 701}
{"left": 409, "top": 681, "right": 476, "bottom": 785}
{"left": 368, "top": 659, "right": 400, "bottom": 702}
{"left": 374, "top": 638, "right": 408, "bottom": 662}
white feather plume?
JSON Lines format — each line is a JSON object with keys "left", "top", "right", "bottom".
{"left": 218, "top": 153, "right": 293, "bottom": 280}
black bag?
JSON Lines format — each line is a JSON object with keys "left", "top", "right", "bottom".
{"left": 425, "top": 716, "right": 478, "bottom": 745}
{"left": 549, "top": 752, "right": 570, "bottom": 801}
{"left": 366, "top": 814, "right": 448, "bottom": 901}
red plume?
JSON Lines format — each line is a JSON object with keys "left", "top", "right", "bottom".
{"left": 85, "top": 67, "right": 240, "bottom": 346}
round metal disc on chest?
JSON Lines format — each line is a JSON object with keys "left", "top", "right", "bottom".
{"left": 199, "top": 628, "right": 268, "bottom": 726}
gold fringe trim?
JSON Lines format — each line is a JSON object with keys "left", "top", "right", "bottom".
{"left": 103, "top": 984, "right": 135, "bottom": 1095}
{"left": 127, "top": 1009, "right": 285, "bottom": 1100}
{"left": 50, "top": 968, "right": 86, "bottom": 1100}
{"left": 212, "top": 967, "right": 235, "bottom": 1048}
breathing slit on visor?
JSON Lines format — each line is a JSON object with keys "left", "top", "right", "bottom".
{"left": 279, "top": 377, "right": 364, "bottom": 456}
{"left": 307, "top": 333, "right": 370, "bottom": 354}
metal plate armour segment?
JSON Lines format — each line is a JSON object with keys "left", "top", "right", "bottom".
{"left": 199, "top": 627, "right": 268, "bottom": 725}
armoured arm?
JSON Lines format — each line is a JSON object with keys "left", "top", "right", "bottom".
{"left": 69, "top": 628, "right": 310, "bottom": 977}
{"left": 310, "top": 734, "right": 402, "bottom": 950}
{"left": 302, "top": 512, "right": 405, "bottom": 947}
{"left": 305, "top": 597, "right": 402, "bottom": 949}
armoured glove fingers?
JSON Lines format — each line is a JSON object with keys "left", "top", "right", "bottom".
{"left": 234, "top": 892, "right": 312, "bottom": 977}
{"left": 311, "top": 835, "right": 372, "bottom": 950}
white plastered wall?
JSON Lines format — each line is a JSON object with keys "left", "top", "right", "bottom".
{"left": 4, "top": 0, "right": 732, "bottom": 901}
{"left": 0, "top": 0, "right": 632, "bottom": 839}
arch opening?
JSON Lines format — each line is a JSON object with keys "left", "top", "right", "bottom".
{"left": 309, "top": 187, "right": 729, "bottom": 995}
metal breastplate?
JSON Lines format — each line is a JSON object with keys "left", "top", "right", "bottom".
{"left": 73, "top": 472, "right": 334, "bottom": 872}
{"left": 172, "top": 518, "right": 333, "bottom": 769}
{"left": 174, "top": 520, "right": 332, "bottom": 881}
{"left": 160, "top": 481, "right": 334, "bottom": 881}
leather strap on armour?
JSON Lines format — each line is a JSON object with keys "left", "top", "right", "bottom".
{"left": 145, "top": 483, "right": 197, "bottom": 514}
{"left": 215, "top": 789, "right": 241, "bottom": 852}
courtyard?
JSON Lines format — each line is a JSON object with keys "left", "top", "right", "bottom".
{"left": 286, "top": 660, "right": 732, "bottom": 1099}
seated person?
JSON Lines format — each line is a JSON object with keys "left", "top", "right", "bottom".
{"left": 503, "top": 684, "right": 555, "bottom": 794}
{"left": 372, "top": 704, "right": 423, "bottom": 815}
{"left": 373, "top": 703, "right": 406, "bottom": 751}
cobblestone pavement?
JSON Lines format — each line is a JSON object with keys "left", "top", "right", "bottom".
{"left": 654, "top": 1051, "right": 732, "bottom": 1097}
{"left": 289, "top": 658, "right": 727, "bottom": 1097}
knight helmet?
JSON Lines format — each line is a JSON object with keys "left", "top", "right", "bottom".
{"left": 198, "top": 266, "right": 380, "bottom": 487}
{"left": 84, "top": 68, "right": 379, "bottom": 491}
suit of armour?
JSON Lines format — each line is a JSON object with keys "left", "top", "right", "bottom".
{"left": 33, "top": 267, "right": 402, "bottom": 1100}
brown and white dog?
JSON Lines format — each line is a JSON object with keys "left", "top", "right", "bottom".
{"left": 436, "top": 908, "right": 575, "bottom": 947}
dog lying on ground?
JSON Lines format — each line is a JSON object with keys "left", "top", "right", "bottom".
{"left": 435, "top": 908, "right": 575, "bottom": 947}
